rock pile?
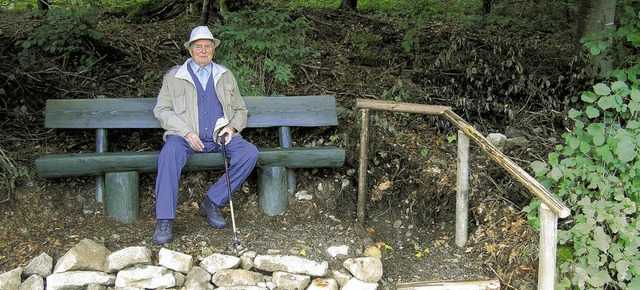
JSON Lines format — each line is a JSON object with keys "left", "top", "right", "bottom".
{"left": 0, "top": 238, "right": 384, "bottom": 290}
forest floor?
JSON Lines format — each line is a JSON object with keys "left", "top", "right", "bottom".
{"left": 0, "top": 7, "right": 577, "bottom": 290}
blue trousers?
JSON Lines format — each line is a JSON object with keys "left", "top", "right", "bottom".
{"left": 155, "top": 134, "right": 258, "bottom": 220}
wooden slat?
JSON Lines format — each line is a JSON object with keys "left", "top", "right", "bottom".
{"left": 396, "top": 279, "right": 500, "bottom": 289}
{"left": 35, "top": 147, "right": 345, "bottom": 178}
{"left": 44, "top": 96, "right": 338, "bottom": 129}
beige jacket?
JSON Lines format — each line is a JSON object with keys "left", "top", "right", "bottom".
{"left": 154, "top": 59, "right": 248, "bottom": 140}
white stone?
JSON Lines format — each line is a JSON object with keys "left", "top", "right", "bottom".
{"left": 106, "top": 246, "right": 152, "bottom": 273}
{"left": 53, "top": 239, "right": 111, "bottom": 273}
{"left": 199, "top": 253, "right": 241, "bottom": 274}
{"left": 240, "top": 251, "right": 257, "bottom": 270}
{"left": 254, "top": 255, "right": 328, "bottom": 276}
{"left": 331, "top": 269, "right": 352, "bottom": 286}
{"left": 23, "top": 252, "right": 53, "bottom": 278}
{"left": 271, "top": 271, "right": 310, "bottom": 290}
{"left": 19, "top": 274, "right": 44, "bottom": 290}
{"left": 45, "top": 271, "right": 115, "bottom": 290}
{"left": 0, "top": 267, "right": 22, "bottom": 290}
{"left": 326, "top": 245, "right": 349, "bottom": 258}
{"left": 184, "top": 266, "right": 213, "bottom": 290}
{"left": 342, "top": 277, "right": 378, "bottom": 290}
{"left": 307, "top": 277, "right": 339, "bottom": 290}
{"left": 115, "top": 265, "right": 175, "bottom": 289}
{"left": 211, "top": 269, "right": 264, "bottom": 287}
{"left": 158, "top": 247, "right": 193, "bottom": 274}
{"left": 343, "top": 257, "right": 383, "bottom": 283}
{"left": 295, "top": 190, "right": 313, "bottom": 200}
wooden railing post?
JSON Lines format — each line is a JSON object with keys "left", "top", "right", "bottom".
{"left": 357, "top": 109, "right": 370, "bottom": 224}
{"left": 455, "top": 130, "right": 470, "bottom": 247}
{"left": 538, "top": 203, "right": 558, "bottom": 290}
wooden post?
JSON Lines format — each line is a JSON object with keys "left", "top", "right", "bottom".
{"left": 357, "top": 109, "right": 371, "bottom": 224}
{"left": 105, "top": 171, "right": 139, "bottom": 224}
{"left": 538, "top": 203, "right": 558, "bottom": 290}
{"left": 455, "top": 130, "right": 470, "bottom": 247}
{"left": 95, "top": 95, "right": 107, "bottom": 203}
{"left": 258, "top": 166, "right": 287, "bottom": 216}
{"left": 278, "top": 126, "right": 297, "bottom": 193}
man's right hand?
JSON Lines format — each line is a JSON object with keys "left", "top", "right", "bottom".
{"left": 185, "top": 132, "right": 204, "bottom": 152}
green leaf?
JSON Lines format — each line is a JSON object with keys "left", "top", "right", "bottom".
{"left": 585, "top": 106, "right": 600, "bottom": 118}
{"left": 596, "top": 146, "right": 614, "bottom": 162}
{"left": 568, "top": 108, "right": 582, "bottom": 119}
{"left": 593, "top": 226, "right": 610, "bottom": 252}
{"left": 581, "top": 92, "right": 597, "bottom": 103}
{"left": 616, "top": 136, "right": 637, "bottom": 162}
{"left": 592, "top": 133, "right": 605, "bottom": 146}
{"left": 531, "top": 160, "right": 548, "bottom": 176}
{"left": 550, "top": 166, "right": 563, "bottom": 181}
{"left": 598, "top": 96, "right": 617, "bottom": 110}
{"left": 588, "top": 269, "right": 612, "bottom": 287}
{"left": 611, "top": 80, "right": 629, "bottom": 93}
{"left": 627, "top": 120, "right": 640, "bottom": 130}
{"left": 593, "top": 83, "right": 611, "bottom": 96}
{"left": 580, "top": 142, "right": 591, "bottom": 154}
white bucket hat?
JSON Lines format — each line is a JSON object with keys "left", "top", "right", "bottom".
{"left": 183, "top": 26, "right": 221, "bottom": 49}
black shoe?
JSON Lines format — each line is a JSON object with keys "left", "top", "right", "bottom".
{"left": 200, "top": 198, "right": 227, "bottom": 228}
{"left": 153, "top": 219, "right": 174, "bottom": 245}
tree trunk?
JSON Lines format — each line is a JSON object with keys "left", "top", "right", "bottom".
{"left": 201, "top": 0, "right": 211, "bottom": 25}
{"left": 577, "top": 0, "right": 616, "bottom": 76}
{"left": 338, "top": 0, "right": 357, "bottom": 11}
{"left": 36, "top": 0, "right": 49, "bottom": 10}
{"left": 482, "top": 0, "right": 491, "bottom": 15}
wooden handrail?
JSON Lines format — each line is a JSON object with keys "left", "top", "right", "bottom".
{"left": 355, "top": 99, "right": 570, "bottom": 218}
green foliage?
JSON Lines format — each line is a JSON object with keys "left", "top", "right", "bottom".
{"left": 525, "top": 6, "right": 640, "bottom": 289}
{"left": 17, "top": 7, "right": 102, "bottom": 71}
{"left": 211, "top": 8, "right": 312, "bottom": 95}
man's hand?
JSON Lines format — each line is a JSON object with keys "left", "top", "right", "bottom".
{"left": 217, "top": 125, "right": 235, "bottom": 145}
{"left": 185, "top": 132, "right": 204, "bottom": 152}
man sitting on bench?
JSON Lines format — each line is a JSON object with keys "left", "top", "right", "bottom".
{"left": 152, "top": 25, "right": 259, "bottom": 245}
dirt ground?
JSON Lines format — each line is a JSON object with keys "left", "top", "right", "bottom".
{"left": 0, "top": 7, "right": 576, "bottom": 290}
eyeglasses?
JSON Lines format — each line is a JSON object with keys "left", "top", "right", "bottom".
{"left": 192, "top": 44, "right": 213, "bottom": 52}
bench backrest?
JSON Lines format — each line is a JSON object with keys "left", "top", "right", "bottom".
{"left": 45, "top": 96, "right": 338, "bottom": 129}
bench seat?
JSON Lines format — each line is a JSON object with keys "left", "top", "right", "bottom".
{"left": 36, "top": 147, "right": 345, "bottom": 178}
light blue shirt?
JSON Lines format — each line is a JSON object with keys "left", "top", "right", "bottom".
{"left": 189, "top": 60, "right": 212, "bottom": 88}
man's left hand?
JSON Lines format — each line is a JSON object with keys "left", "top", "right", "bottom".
{"left": 218, "top": 125, "right": 235, "bottom": 145}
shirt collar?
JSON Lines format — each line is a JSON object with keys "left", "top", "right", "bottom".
{"left": 188, "top": 59, "right": 212, "bottom": 75}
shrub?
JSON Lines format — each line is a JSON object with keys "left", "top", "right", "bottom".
{"left": 212, "top": 8, "right": 313, "bottom": 95}
{"left": 525, "top": 5, "right": 640, "bottom": 289}
{"left": 18, "top": 7, "right": 102, "bottom": 71}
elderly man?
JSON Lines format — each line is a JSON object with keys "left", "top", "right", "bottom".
{"left": 152, "top": 26, "right": 259, "bottom": 245}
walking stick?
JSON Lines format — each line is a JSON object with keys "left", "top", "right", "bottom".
{"left": 220, "top": 133, "right": 240, "bottom": 255}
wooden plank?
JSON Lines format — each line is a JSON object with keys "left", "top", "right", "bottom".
{"left": 45, "top": 96, "right": 338, "bottom": 129}
{"left": 396, "top": 279, "right": 500, "bottom": 289}
{"left": 35, "top": 147, "right": 346, "bottom": 178}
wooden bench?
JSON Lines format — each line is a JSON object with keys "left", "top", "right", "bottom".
{"left": 35, "top": 96, "right": 345, "bottom": 223}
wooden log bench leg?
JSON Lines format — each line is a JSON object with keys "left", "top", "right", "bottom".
{"left": 258, "top": 166, "right": 288, "bottom": 216}
{"left": 105, "top": 171, "right": 139, "bottom": 224}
